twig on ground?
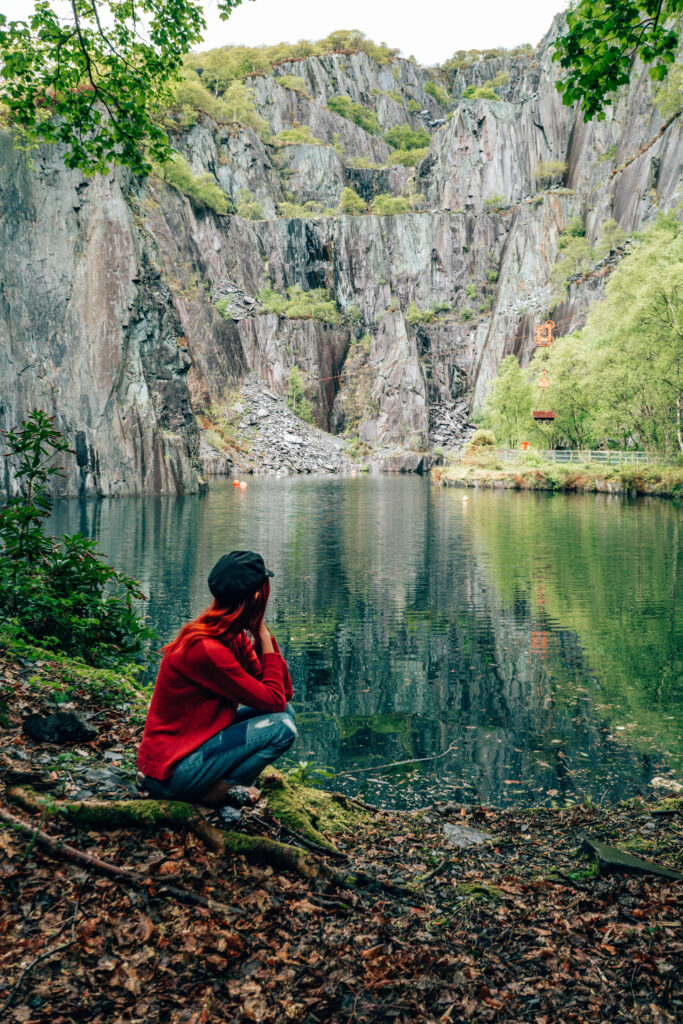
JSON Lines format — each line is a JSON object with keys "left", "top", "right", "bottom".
{"left": 417, "top": 857, "right": 449, "bottom": 884}
{"left": 0, "top": 804, "right": 242, "bottom": 919}
{"left": 1, "top": 901, "right": 80, "bottom": 1012}
{"left": 275, "top": 822, "right": 348, "bottom": 860}
{"left": 335, "top": 743, "right": 457, "bottom": 777}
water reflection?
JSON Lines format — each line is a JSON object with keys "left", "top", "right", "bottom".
{"left": 49, "top": 479, "right": 682, "bottom": 808}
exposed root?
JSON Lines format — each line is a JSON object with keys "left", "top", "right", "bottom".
{"left": 7, "top": 786, "right": 225, "bottom": 854}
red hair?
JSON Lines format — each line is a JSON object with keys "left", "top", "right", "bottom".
{"left": 162, "top": 579, "right": 270, "bottom": 659}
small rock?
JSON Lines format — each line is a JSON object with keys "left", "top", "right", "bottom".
{"left": 23, "top": 711, "right": 98, "bottom": 745}
{"left": 443, "top": 823, "right": 491, "bottom": 848}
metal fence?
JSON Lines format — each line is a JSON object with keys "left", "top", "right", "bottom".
{"left": 494, "top": 449, "right": 654, "bottom": 465}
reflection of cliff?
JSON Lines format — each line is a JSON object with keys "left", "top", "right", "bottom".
{"left": 49, "top": 480, "right": 676, "bottom": 806}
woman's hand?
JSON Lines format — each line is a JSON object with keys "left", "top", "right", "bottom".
{"left": 258, "top": 620, "right": 274, "bottom": 655}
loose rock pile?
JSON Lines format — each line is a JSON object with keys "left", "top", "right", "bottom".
{"left": 429, "top": 399, "right": 476, "bottom": 451}
{"left": 234, "top": 375, "right": 353, "bottom": 475}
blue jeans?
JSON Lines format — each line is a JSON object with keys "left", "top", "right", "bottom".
{"left": 144, "top": 703, "right": 297, "bottom": 801}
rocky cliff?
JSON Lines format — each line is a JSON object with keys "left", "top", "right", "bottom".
{"left": 0, "top": 17, "right": 680, "bottom": 495}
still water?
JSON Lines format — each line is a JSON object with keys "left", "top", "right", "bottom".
{"left": 49, "top": 478, "right": 682, "bottom": 809}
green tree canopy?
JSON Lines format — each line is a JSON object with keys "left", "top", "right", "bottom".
{"left": 480, "top": 354, "right": 534, "bottom": 447}
{"left": 536, "top": 213, "right": 683, "bottom": 455}
{"left": 0, "top": 1, "right": 243, "bottom": 174}
{"left": 554, "top": 0, "right": 682, "bottom": 120}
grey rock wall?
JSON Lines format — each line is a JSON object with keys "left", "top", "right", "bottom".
{"left": 0, "top": 14, "right": 680, "bottom": 493}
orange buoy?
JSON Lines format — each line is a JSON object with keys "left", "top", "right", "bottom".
{"left": 239, "top": 481, "right": 247, "bottom": 490}
{"left": 232, "top": 480, "right": 240, "bottom": 487}
{"left": 462, "top": 496, "right": 469, "bottom": 502}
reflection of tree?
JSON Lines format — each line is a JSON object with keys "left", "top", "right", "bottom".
{"left": 461, "top": 490, "right": 683, "bottom": 770}
{"left": 48, "top": 479, "right": 678, "bottom": 806}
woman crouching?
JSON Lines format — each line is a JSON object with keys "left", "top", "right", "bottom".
{"left": 137, "top": 550, "right": 296, "bottom": 807}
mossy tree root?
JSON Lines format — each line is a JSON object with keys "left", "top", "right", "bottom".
{"left": 6, "top": 787, "right": 327, "bottom": 880}
{"left": 8, "top": 786, "right": 225, "bottom": 854}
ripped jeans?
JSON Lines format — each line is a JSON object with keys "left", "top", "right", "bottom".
{"left": 143, "top": 703, "right": 297, "bottom": 801}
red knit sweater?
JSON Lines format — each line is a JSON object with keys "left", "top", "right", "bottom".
{"left": 137, "top": 632, "right": 293, "bottom": 780}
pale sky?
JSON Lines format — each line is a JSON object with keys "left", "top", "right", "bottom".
{"left": 1, "top": 1, "right": 569, "bottom": 65}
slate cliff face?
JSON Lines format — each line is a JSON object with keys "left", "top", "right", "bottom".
{"left": 0, "top": 18, "right": 680, "bottom": 495}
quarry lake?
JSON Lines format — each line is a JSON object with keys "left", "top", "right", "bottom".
{"left": 49, "top": 478, "right": 682, "bottom": 809}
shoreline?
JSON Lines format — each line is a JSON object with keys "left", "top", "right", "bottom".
{"left": 431, "top": 460, "right": 683, "bottom": 499}
{"left": 1, "top": 629, "right": 682, "bottom": 1021}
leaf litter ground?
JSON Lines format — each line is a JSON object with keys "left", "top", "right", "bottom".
{"left": 1, "top": 645, "right": 681, "bottom": 1023}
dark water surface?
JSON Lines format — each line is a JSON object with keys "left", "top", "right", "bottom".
{"left": 49, "top": 478, "right": 682, "bottom": 808}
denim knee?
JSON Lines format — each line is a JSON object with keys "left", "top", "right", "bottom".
{"left": 274, "top": 710, "right": 297, "bottom": 751}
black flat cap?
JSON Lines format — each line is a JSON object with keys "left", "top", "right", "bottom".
{"left": 208, "top": 550, "right": 274, "bottom": 605}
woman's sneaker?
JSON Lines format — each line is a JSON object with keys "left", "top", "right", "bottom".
{"left": 222, "top": 785, "right": 261, "bottom": 808}
{"left": 135, "top": 771, "right": 150, "bottom": 797}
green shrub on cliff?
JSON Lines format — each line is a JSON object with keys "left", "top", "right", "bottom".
{"left": 235, "top": 189, "right": 266, "bottom": 220}
{"left": 156, "top": 154, "right": 231, "bottom": 215}
{"left": 369, "top": 193, "right": 411, "bottom": 215}
{"left": 442, "top": 44, "right": 532, "bottom": 71}
{"left": 387, "top": 147, "right": 429, "bottom": 166}
{"left": 220, "top": 80, "right": 269, "bottom": 137}
{"left": 274, "top": 125, "right": 323, "bottom": 145}
{"left": 463, "top": 84, "right": 501, "bottom": 101}
{"left": 277, "top": 200, "right": 331, "bottom": 218}
{"left": 277, "top": 75, "right": 309, "bottom": 95}
{"left": 340, "top": 186, "right": 367, "bottom": 213}
{"left": 286, "top": 366, "right": 315, "bottom": 424}
{"left": 534, "top": 159, "right": 568, "bottom": 188}
{"left": 327, "top": 95, "right": 380, "bottom": 134}
{"left": 383, "top": 125, "right": 430, "bottom": 150}
{"left": 0, "top": 412, "right": 154, "bottom": 668}
{"left": 257, "top": 287, "right": 288, "bottom": 315}
{"left": 424, "top": 80, "right": 449, "bottom": 105}
{"left": 257, "top": 286, "right": 342, "bottom": 324}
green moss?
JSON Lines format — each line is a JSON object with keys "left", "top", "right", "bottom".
{"left": 456, "top": 882, "right": 502, "bottom": 902}
{"left": 0, "top": 623, "right": 148, "bottom": 716}
{"left": 259, "top": 768, "right": 364, "bottom": 852}
{"left": 652, "top": 796, "right": 683, "bottom": 812}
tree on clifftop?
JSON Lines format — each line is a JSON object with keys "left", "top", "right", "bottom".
{"left": 0, "top": 1, "right": 244, "bottom": 175}
{"left": 554, "top": 0, "right": 682, "bottom": 120}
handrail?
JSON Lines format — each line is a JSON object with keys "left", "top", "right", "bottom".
{"left": 493, "top": 449, "right": 654, "bottom": 465}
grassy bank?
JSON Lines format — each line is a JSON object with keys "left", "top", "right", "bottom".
{"left": 1, "top": 629, "right": 682, "bottom": 1022}
{"left": 432, "top": 455, "right": 683, "bottom": 498}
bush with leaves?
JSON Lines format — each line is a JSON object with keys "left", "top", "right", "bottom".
{"left": 463, "top": 84, "right": 501, "bottom": 101}
{"left": 274, "top": 125, "right": 323, "bottom": 145}
{"left": 339, "top": 186, "right": 367, "bottom": 214}
{"left": 156, "top": 154, "right": 231, "bottom": 215}
{"left": 383, "top": 125, "right": 430, "bottom": 150}
{"left": 277, "top": 75, "right": 308, "bottom": 95}
{"left": 553, "top": 0, "right": 681, "bottom": 121}
{"left": 286, "top": 366, "right": 315, "bottom": 423}
{"left": 534, "top": 159, "right": 568, "bottom": 189}
{"left": 369, "top": 193, "right": 412, "bottom": 215}
{"left": 235, "top": 189, "right": 266, "bottom": 220}
{"left": 327, "top": 95, "right": 380, "bottom": 134}
{"left": 0, "top": 412, "right": 154, "bottom": 667}
{"left": 424, "top": 80, "right": 449, "bottom": 105}
{"left": 387, "top": 146, "right": 428, "bottom": 166}
{"left": 257, "top": 286, "right": 341, "bottom": 324}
